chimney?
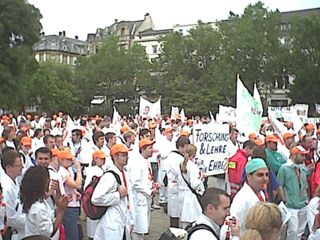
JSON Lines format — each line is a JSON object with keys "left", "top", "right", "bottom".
{"left": 114, "top": 19, "right": 118, "bottom": 23}
{"left": 145, "top": 13, "right": 150, "bottom": 17}
{"left": 59, "top": 31, "right": 62, "bottom": 36}
{"left": 75, "top": 35, "right": 78, "bottom": 40}
{"left": 62, "top": 30, "right": 66, "bottom": 36}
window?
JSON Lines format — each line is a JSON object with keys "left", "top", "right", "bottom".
{"left": 152, "top": 45, "right": 157, "bottom": 54}
{"left": 121, "top": 27, "right": 125, "bottom": 36}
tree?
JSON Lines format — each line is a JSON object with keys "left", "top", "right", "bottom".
{"left": 25, "top": 62, "right": 82, "bottom": 113}
{"left": 218, "top": 2, "right": 288, "bottom": 99}
{"left": 76, "top": 36, "right": 151, "bottom": 113}
{"left": 287, "top": 14, "right": 320, "bottom": 113}
{"left": 0, "top": 0, "right": 42, "bottom": 110}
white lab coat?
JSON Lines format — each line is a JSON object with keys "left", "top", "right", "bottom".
{"left": 129, "top": 153, "right": 153, "bottom": 234}
{"left": 24, "top": 199, "right": 57, "bottom": 239}
{"left": 1, "top": 173, "right": 25, "bottom": 239}
{"left": 84, "top": 165, "right": 104, "bottom": 239}
{"left": 92, "top": 164, "right": 134, "bottom": 240}
{"left": 179, "top": 160, "right": 204, "bottom": 223}
{"left": 166, "top": 150, "right": 184, "bottom": 218}
{"left": 230, "top": 182, "right": 265, "bottom": 233}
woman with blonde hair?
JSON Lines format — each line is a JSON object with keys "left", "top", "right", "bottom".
{"left": 240, "top": 203, "right": 282, "bottom": 240}
{"left": 179, "top": 144, "right": 205, "bottom": 228}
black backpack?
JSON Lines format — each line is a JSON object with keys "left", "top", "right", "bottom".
{"left": 81, "top": 170, "right": 121, "bottom": 220}
{"left": 185, "top": 222, "right": 219, "bottom": 239}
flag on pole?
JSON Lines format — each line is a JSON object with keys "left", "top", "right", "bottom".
{"left": 180, "top": 108, "right": 185, "bottom": 123}
{"left": 236, "top": 75, "right": 262, "bottom": 135}
{"left": 253, "top": 83, "right": 263, "bottom": 116}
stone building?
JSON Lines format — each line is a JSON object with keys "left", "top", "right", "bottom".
{"left": 33, "top": 31, "right": 87, "bottom": 65}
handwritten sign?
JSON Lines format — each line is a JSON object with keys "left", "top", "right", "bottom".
{"left": 193, "top": 124, "right": 229, "bottom": 176}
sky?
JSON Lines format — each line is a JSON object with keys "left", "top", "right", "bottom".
{"left": 27, "top": 0, "right": 320, "bottom": 41}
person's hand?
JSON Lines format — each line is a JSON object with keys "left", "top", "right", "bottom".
{"left": 75, "top": 191, "right": 81, "bottom": 200}
{"left": 230, "top": 217, "right": 240, "bottom": 237}
{"left": 118, "top": 186, "right": 128, "bottom": 198}
{"left": 75, "top": 161, "right": 81, "bottom": 172}
{"left": 307, "top": 162, "right": 315, "bottom": 172}
{"left": 312, "top": 213, "right": 320, "bottom": 233}
{"left": 56, "top": 195, "right": 70, "bottom": 212}
{"left": 50, "top": 179, "right": 60, "bottom": 191}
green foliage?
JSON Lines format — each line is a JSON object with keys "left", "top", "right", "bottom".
{"left": 76, "top": 36, "right": 151, "bottom": 112}
{"left": 287, "top": 14, "right": 320, "bottom": 111}
{"left": 25, "top": 62, "right": 81, "bottom": 113}
{"left": 0, "top": 0, "right": 42, "bottom": 110}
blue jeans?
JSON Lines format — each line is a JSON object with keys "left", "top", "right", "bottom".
{"left": 62, "top": 207, "right": 80, "bottom": 240}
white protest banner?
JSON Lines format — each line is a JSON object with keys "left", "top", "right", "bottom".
{"left": 171, "top": 106, "right": 179, "bottom": 119}
{"left": 216, "top": 105, "right": 236, "bottom": 123}
{"left": 193, "top": 123, "right": 229, "bottom": 176}
{"left": 268, "top": 106, "right": 292, "bottom": 119}
{"left": 236, "top": 77, "right": 262, "bottom": 135}
{"left": 139, "top": 97, "right": 161, "bottom": 118}
{"left": 253, "top": 83, "right": 263, "bottom": 116}
{"left": 180, "top": 108, "right": 186, "bottom": 123}
{"left": 294, "top": 104, "right": 309, "bottom": 120}
{"left": 315, "top": 104, "right": 320, "bottom": 115}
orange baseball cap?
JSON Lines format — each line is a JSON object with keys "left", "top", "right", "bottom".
{"left": 20, "top": 137, "right": 32, "bottom": 146}
{"left": 51, "top": 148, "right": 60, "bottom": 157}
{"left": 92, "top": 150, "right": 106, "bottom": 159}
{"left": 57, "top": 149, "right": 73, "bottom": 161}
{"left": 291, "top": 146, "right": 309, "bottom": 155}
{"left": 120, "top": 125, "right": 130, "bottom": 134}
{"left": 254, "top": 138, "right": 264, "bottom": 146}
{"left": 306, "top": 123, "right": 315, "bottom": 132}
{"left": 248, "top": 133, "right": 257, "bottom": 140}
{"left": 180, "top": 130, "right": 190, "bottom": 137}
{"left": 283, "top": 132, "right": 295, "bottom": 141}
{"left": 265, "top": 135, "right": 278, "bottom": 143}
{"left": 110, "top": 144, "right": 131, "bottom": 156}
{"left": 139, "top": 138, "right": 155, "bottom": 149}
{"left": 148, "top": 122, "right": 157, "bottom": 129}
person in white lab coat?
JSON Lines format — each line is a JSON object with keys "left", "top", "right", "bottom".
{"left": 20, "top": 166, "right": 69, "bottom": 239}
{"left": 230, "top": 158, "right": 269, "bottom": 234}
{"left": 92, "top": 144, "right": 135, "bottom": 240}
{"left": 0, "top": 149, "right": 25, "bottom": 239}
{"left": 129, "top": 138, "right": 159, "bottom": 240}
{"left": 84, "top": 150, "right": 106, "bottom": 240}
{"left": 179, "top": 144, "right": 205, "bottom": 228}
{"left": 166, "top": 136, "right": 190, "bottom": 228}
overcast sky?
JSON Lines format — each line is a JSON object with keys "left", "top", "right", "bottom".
{"left": 27, "top": 0, "right": 319, "bottom": 40}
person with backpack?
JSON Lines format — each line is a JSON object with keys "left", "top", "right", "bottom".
{"left": 91, "top": 144, "right": 134, "bottom": 240}
{"left": 187, "top": 187, "right": 239, "bottom": 240}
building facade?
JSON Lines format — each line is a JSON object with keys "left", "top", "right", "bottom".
{"left": 33, "top": 31, "right": 87, "bottom": 65}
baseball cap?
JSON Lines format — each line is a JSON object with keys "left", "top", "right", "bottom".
{"left": 291, "top": 146, "right": 309, "bottom": 155}
{"left": 248, "top": 133, "right": 257, "bottom": 140}
{"left": 110, "top": 144, "right": 131, "bottom": 156}
{"left": 254, "top": 138, "right": 264, "bottom": 146}
{"left": 139, "top": 138, "right": 155, "bottom": 149}
{"left": 120, "top": 125, "right": 130, "bottom": 134}
{"left": 20, "top": 137, "right": 32, "bottom": 146}
{"left": 180, "top": 130, "right": 190, "bottom": 137}
{"left": 265, "top": 135, "right": 278, "bottom": 143}
{"left": 57, "top": 149, "right": 73, "bottom": 161}
{"left": 51, "top": 148, "right": 60, "bottom": 157}
{"left": 283, "top": 132, "right": 295, "bottom": 141}
{"left": 93, "top": 150, "right": 106, "bottom": 159}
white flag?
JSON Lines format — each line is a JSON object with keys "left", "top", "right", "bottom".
{"left": 236, "top": 76, "right": 262, "bottom": 135}
{"left": 180, "top": 108, "right": 186, "bottom": 123}
{"left": 253, "top": 83, "right": 263, "bottom": 116}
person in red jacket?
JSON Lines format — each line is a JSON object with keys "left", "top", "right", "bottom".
{"left": 228, "top": 140, "right": 257, "bottom": 199}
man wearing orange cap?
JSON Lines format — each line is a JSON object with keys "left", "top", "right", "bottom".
{"left": 130, "top": 138, "right": 159, "bottom": 239}
{"left": 265, "top": 135, "right": 286, "bottom": 175}
{"left": 19, "top": 136, "right": 35, "bottom": 173}
{"left": 278, "top": 146, "right": 311, "bottom": 240}
{"left": 92, "top": 144, "right": 134, "bottom": 240}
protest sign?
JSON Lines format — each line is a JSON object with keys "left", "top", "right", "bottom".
{"left": 193, "top": 123, "right": 229, "bottom": 176}
{"left": 139, "top": 97, "right": 161, "bottom": 118}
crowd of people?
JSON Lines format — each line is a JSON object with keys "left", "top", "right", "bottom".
{"left": 0, "top": 111, "right": 319, "bottom": 240}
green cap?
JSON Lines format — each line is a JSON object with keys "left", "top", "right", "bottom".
{"left": 245, "top": 158, "right": 267, "bottom": 174}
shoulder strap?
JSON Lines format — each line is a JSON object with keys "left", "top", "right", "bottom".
{"left": 171, "top": 150, "right": 184, "bottom": 157}
{"left": 106, "top": 170, "right": 121, "bottom": 185}
{"left": 188, "top": 223, "right": 219, "bottom": 239}
{"left": 180, "top": 164, "right": 201, "bottom": 199}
